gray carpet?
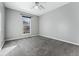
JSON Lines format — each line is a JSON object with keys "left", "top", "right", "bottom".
{"left": 2, "top": 36, "right": 79, "bottom": 56}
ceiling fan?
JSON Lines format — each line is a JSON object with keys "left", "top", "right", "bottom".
{"left": 32, "top": 2, "right": 45, "bottom": 10}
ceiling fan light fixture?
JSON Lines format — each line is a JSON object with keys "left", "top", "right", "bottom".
{"left": 34, "top": 5, "right": 39, "bottom": 9}
{"left": 32, "top": 2, "right": 45, "bottom": 10}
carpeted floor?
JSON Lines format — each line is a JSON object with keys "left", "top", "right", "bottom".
{"left": 1, "top": 36, "right": 79, "bottom": 56}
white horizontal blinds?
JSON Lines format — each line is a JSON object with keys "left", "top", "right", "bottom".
{"left": 22, "top": 16, "right": 31, "bottom": 18}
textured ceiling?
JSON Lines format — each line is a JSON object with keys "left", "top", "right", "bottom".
{"left": 4, "top": 2, "right": 69, "bottom": 16}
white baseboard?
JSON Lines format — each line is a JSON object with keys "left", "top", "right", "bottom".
{"left": 39, "top": 34, "right": 79, "bottom": 46}
{"left": 5, "top": 35, "right": 38, "bottom": 41}
{"left": 5, "top": 34, "right": 79, "bottom": 46}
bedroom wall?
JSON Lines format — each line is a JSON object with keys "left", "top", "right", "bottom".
{"left": 0, "top": 2, "right": 5, "bottom": 49}
{"left": 39, "top": 2, "right": 79, "bottom": 45}
{"left": 5, "top": 8, "right": 39, "bottom": 40}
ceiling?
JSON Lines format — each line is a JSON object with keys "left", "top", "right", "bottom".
{"left": 4, "top": 2, "right": 69, "bottom": 16}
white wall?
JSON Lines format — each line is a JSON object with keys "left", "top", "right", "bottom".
{"left": 0, "top": 2, "right": 5, "bottom": 49}
{"left": 39, "top": 2, "right": 79, "bottom": 45}
{"left": 5, "top": 8, "right": 39, "bottom": 40}
{"left": 31, "top": 16, "right": 39, "bottom": 35}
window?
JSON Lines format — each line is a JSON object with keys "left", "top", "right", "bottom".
{"left": 22, "top": 16, "right": 31, "bottom": 34}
